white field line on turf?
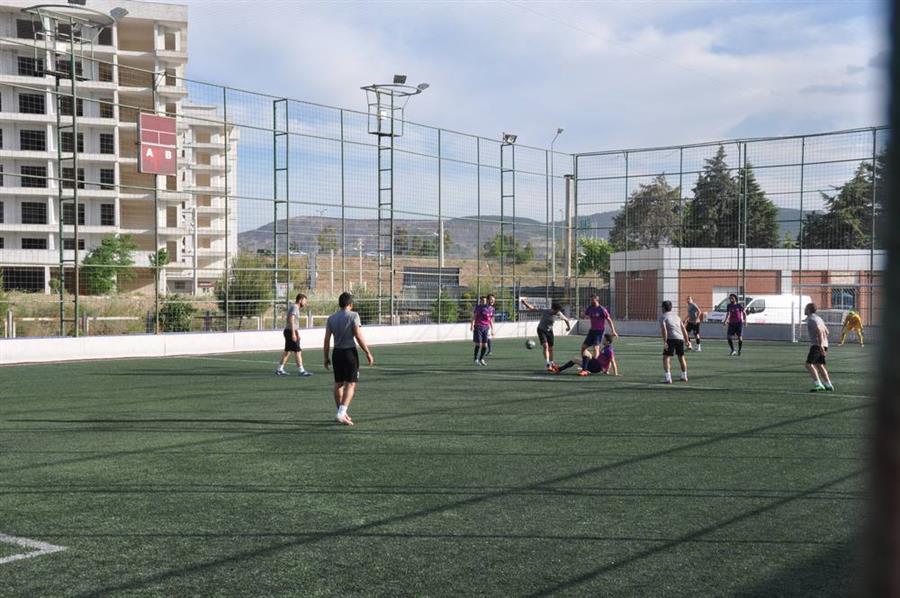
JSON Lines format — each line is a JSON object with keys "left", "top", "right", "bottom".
{"left": 0, "top": 533, "right": 66, "bottom": 564}
{"left": 182, "top": 356, "right": 870, "bottom": 400}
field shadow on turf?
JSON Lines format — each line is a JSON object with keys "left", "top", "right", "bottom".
{"left": 74, "top": 404, "right": 867, "bottom": 597}
{"left": 732, "top": 538, "right": 857, "bottom": 597}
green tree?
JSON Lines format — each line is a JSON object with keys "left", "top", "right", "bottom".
{"left": 393, "top": 227, "right": 410, "bottom": 256}
{"left": 609, "top": 174, "right": 681, "bottom": 250}
{"left": 682, "top": 146, "right": 740, "bottom": 248}
{"left": 82, "top": 235, "right": 136, "bottom": 294}
{"left": 215, "top": 252, "right": 274, "bottom": 322}
{"left": 317, "top": 226, "right": 338, "bottom": 252}
{"left": 483, "top": 233, "right": 533, "bottom": 265}
{"left": 148, "top": 248, "right": 169, "bottom": 268}
{"left": 430, "top": 291, "right": 458, "bottom": 323}
{"left": 577, "top": 237, "right": 613, "bottom": 279}
{"left": 158, "top": 295, "right": 198, "bottom": 333}
{"left": 802, "top": 156, "right": 884, "bottom": 249}
{"left": 738, "top": 164, "right": 779, "bottom": 248}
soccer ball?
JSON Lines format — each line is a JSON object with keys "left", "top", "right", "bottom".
{"left": 525, "top": 339, "right": 536, "bottom": 350}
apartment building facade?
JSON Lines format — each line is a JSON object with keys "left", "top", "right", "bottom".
{"left": 0, "top": 0, "right": 237, "bottom": 295}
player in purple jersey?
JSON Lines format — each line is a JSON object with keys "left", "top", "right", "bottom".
{"left": 723, "top": 293, "right": 746, "bottom": 356}
{"left": 581, "top": 295, "right": 618, "bottom": 357}
{"left": 470, "top": 295, "right": 495, "bottom": 365}
{"left": 555, "top": 334, "right": 618, "bottom": 376}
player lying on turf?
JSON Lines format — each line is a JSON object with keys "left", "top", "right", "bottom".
{"left": 521, "top": 299, "right": 573, "bottom": 371}
{"left": 553, "top": 334, "right": 618, "bottom": 377}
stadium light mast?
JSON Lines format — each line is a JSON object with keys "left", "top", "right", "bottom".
{"left": 361, "top": 74, "right": 428, "bottom": 324}
{"left": 550, "top": 127, "right": 564, "bottom": 284}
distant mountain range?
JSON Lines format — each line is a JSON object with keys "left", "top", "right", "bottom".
{"left": 238, "top": 208, "right": 806, "bottom": 254}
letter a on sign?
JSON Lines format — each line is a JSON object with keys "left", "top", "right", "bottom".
{"left": 138, "top": 113, "right": 177, "bottom": 176}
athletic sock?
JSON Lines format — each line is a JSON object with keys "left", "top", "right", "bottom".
{"left": 474, "top": 346, "right": 480, "bottom": 360}
{"left": 664, "top": 371, "right": 672, "bottom": 382}
{"left": 337, "top": 405, "right": 347, "bottom": 417}
{"left": 558, "top": 360, "right": 576, "bottom": 372}
{"left": 545, "top": 360, "right": 551, "bottom": 367}
{"left": 479, "top": 346, "right": 488, "bottom": 360}
{"left": 738, "top": 340, "right": 743, "bottom": 353}
{"left": 487, "top": 339, "right": 493, "bottom": 353}
{"left": 581, "top": 356, "right": 589, "bottom": 370}
{"left": 728, "top": 339, "right": 734, "bottom": 352}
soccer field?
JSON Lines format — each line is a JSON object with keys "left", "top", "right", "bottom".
{"left": 1, "top": 336, "right": 871, "bottom": 596}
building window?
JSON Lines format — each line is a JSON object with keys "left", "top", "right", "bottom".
{"left": 21, "top": 238, "right": 48, "bottom": 250}
{"left": 59, "top": 96, "right": 84, "bottom": 117}
{"left": 60, "top": 132, "right": 84, "bottom": 153}
{"left": 18, "top": 93, "right": 45, "bottom": 114}
{"left": 16, "top": 19, "right": 43, "bottom": 39}
{"left": 17, "top": 56, "right": 45, "bottom": 77}
{"left": 99, "top": 99, "right": 114, "bottom": 119}
{"left": 20, "top": 129, "right": 46, "bottom": 151}
{"left": 0, "top": 238, "right": 4, "bottom": 249}
{"left": 55, "top": 55, "right": 83, "bottom": 79}
{"left": 99, "top": 133, "right": 115, "bottom": 155}
{"left": 63, "top": 238, "right": 86, "bottom": 250}
{"left": 62, "top": 202, "right": 86, "bottom": 225}
{"left": 831, "top": 287, "right": 857, "bottom": 310}
{"left": 0, "top": 165, "right": 4, "bottom": 187}
{"left": 21, "top": 165, "right": 47, "bottom": 188}
{"left": 21, "top": 202, "right": 47, "bottom": 224}
{"left": 0, "top": 129, "right": 3, "bottom": 149}
{"left": 98, "top": 62, "right": 113, "bottom": 83}
{"left": 61, "top": 167, "right": 86, "bottom": 190}
{"left": 101, "top": 203, "right": 115, "bottom": 226}
{"left": 98, "top": 27, "right": 112, "bottom": 46}
{"left": 0, "top": 200, "right": 4, "bottom": 223}
{"left": 100, "top": 169, "right": 115, "bottom": 190}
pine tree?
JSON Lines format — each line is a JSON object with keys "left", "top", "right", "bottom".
{"left": 683, "top": 146, "right": 740, "bottom": 247}
{"left": 609, "top": 174, "right": 681, "bottom": 250}
{"left": 738, "top": 163, "right": 779, "bottom": 248}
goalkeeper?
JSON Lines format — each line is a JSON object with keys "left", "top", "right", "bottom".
{"left": 839, "top": 309, "right": 865, "bottom": 347}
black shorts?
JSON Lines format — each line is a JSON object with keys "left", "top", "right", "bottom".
{"left": 537, "top": 328, "right": 554, "bottom": 347}
{"left": 685, "top": 322, "right": 701, "bottom": 335}
{"left": 283, "top": 329, "right": 301, "bottom": 352}
{"left": 663, "top": 339, "right": 685, "bottom": 357}
{"left": 806, "top": 345, "right": 827, "bottom": 365}
{"left": 332, "top": 347, "right": 360, "bottom": 383}
{"left": 727, "top": 323, "right": 744, "bottom": 337}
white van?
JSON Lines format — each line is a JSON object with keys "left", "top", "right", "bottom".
{"left": 706, "top": 294, "right": 813, "bottom": 325}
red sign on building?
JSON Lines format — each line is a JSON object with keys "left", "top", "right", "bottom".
{"left": 138, "top": 113, "right": 177, "bottom": 176}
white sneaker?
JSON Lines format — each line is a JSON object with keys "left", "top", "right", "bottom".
{"left": 479, "top": 359, "right": 487, "bottom": 366}
{"left": 298, "top": 370, "right": 313, "bottom": 377}
{"left": 680, "top": 373, "right": 688, "bottom": 382}
{"left": 662, "top": 378, "right": 673, "bottom": 384}
{"left": 474, "top": 359, "right": 480, "bottom": 366}
{"left": 275, "top": 369, "right": 287, "bottom": 376}
{"left": 730, "top": 351, "right": 737, "bottom": 357}
{"left": 696, "top": 345, "right": 702, "bottom": 352}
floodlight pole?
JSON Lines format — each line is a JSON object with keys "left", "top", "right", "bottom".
{"left": 549, "top": 129, "right": 563, "bottom": 286}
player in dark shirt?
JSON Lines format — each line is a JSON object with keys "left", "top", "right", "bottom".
{"left": 555, "top": 334, "right": 618, "bottom": 377}
{"left": 723, "top": 294, "right": 746, "bottom": 356}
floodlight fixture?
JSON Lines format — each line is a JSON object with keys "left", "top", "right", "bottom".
{"left": 502, "top": 132, "right": 518, "bottom": 145}
{"left": 110, "top": 7, "right": 128, "bottom": 19}
{"left": 556, "top": 127, "right": 564, "bottom": 135}
{"left": 393, "top": 74, "right": 407, "bottom": 84}
{"left": 416, "top": 83, "right": 430, "bottom": 91}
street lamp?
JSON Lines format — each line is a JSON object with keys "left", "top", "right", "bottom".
{"left": 550, "top": 128, "right": 564, "bottom": 284}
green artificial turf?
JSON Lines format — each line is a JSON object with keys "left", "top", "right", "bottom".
{"left": 0, "top": 336, "right": 872, "bottom": 596}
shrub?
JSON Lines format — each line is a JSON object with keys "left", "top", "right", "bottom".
{"left": 158, "top": 295, "right": 198, "bottom": 333}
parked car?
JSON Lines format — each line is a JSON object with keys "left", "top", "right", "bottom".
{"left": 706, "top": 294, "right": 813, "bottom": 325}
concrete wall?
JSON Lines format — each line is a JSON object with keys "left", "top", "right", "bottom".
{"left": 0, "top": 319, "right": 564, "bottom": 365}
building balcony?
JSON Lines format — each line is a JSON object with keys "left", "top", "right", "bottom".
{"left": 155, "top": 49, "right": 188, "bottom": 63}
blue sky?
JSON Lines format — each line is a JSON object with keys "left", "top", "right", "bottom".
{"left": 164, "top": 0, "right": 889, "bottom": 152}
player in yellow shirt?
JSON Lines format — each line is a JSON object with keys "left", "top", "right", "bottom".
{"left": 839, "top": 309, "right": 864, "bottom": 347}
